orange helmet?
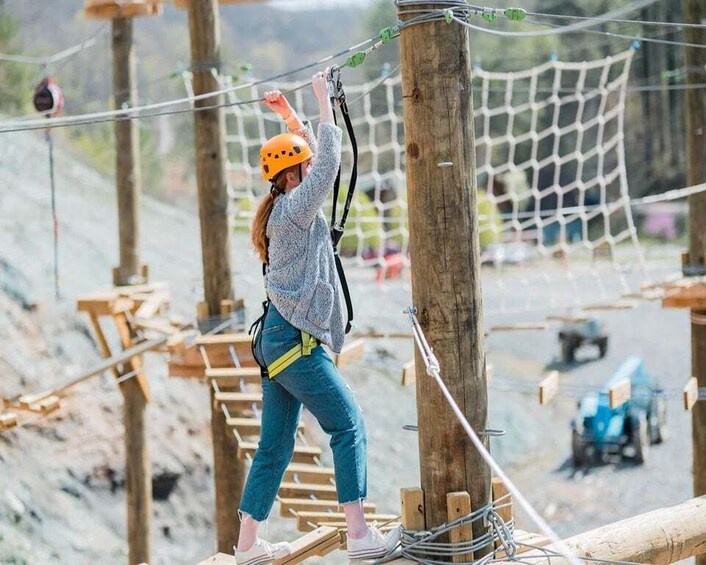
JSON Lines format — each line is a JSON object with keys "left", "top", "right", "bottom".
{"left": 260, "top": 133, "right": 313, "bottom": 182}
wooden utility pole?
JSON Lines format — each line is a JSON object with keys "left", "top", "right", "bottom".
{"left": 398, "top": 0, "right": 490, "bottom": 552}
{"left": 112, "top": 16, "right": 151, "bottom": 565}
{"left": 113, "top": 17, "right": 142, "bottom": 287}
{"left": 685, "top": 3, "right": 706, "bottom": 565}
{"left": 185, "top": 0, "right": 240, "bottom": 552}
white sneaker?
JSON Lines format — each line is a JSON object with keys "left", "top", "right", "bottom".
{"left": 234, "top": 538, "right": 292, "bottom": 565}
{"left": 347, "top": 523, "right": 402, "bottom": 560}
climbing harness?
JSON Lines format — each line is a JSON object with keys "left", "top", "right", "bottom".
{"left": 327, "top": 65, "right": 357, "bottom": 334}
{"left": 33, "top": 76, "right": 64, "bottom": 300}
{"left": 248, "top": 69, "right": 360, "bottom": 377}
{"left": 248, "top": 299, "right": 319, "bottom": 380}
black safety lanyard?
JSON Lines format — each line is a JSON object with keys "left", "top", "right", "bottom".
{"left": 328, "top": 68, "right": 357, "bottom": 334}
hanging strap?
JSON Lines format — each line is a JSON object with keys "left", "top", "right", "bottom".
{"left": 328, "top": 67, "right": 357, "bottom": 334}
{"left": 267, "top": 330, "right": 318, "bottom": 379}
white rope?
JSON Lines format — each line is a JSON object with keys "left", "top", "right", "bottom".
{"left": 404, "top": 306, "right": 582, "bottom": 565}
{"left": 450, "top": 0, "right": 661, "bottom": 37}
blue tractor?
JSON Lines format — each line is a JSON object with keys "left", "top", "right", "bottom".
{"left": 571, "top": 357, "right": 667, "bottom": 466}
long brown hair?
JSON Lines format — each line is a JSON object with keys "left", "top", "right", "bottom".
{"left": 251, "top": 165, "right": 297, "bottom": 263}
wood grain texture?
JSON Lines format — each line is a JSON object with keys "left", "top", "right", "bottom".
{"left": 398, "top": 2, "right": 489, "bottom": 547}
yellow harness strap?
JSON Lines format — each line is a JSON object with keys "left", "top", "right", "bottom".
{"left": 267, "top": 330, "right": 318, "bottom": 379}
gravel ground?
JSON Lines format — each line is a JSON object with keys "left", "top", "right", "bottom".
{"left": 0, "top": 128, "right": 696, "bottom": 564}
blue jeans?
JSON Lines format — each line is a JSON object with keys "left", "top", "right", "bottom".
{"left": 239, "top": 304, "right": 368, "bottom": 522}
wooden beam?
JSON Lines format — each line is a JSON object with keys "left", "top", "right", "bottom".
{"left": 273, "top": 526, "right": 340, "bottom": 565}
{"left": 447, "top": 492, "right": 473, "bottom": 562}
{"left": 581, "top": 301, "right": 637, "bottom": 312}
{"left": 186, "top": 0, "right": 239, "bottom": 549}
{"left": 78, "top": 294, "right": 134, "bottom": 317}
{"left": 401, "top": 360, "right": 415, "bottom": 387}
{"left": 87, "top": 312, "right": 121, "bottom": 380}
{"left": 278, "top": 482, "right": 338, "bottom": 501}
{"left": 489, "top": 322, "right": 548, "bottom": 333}
{"left": 279, "top": 498, "right": 376, "bottom": 518}
{"left": 685, "top": 377, "right": 699, "bottom": 411}
{"left": 539, "top": 371, "right": 559, "bottom": 406}
{"left": 685, "top": 4, "right": 706, "bottom": 563}
{"left": 492, "top": 495, "right": 706, "bottom": 565}
{"left": 333, "top": 339, "right": 365, "bottom": 369}
{"left": 295, "top": 512, "right": 399, "bottom": 533}
{"left": 235, "top": 440, "right": 321, "bottom": 463}
{"left": 399, "top": 0, "right": 489, "bottom": 543}
{"left": 0, "top": 413, "right": 18, "bottom": 431}
{"left": 114, "top": 313, "right": 151, "bottom": 402}
{"left": 492, "top": 477, "right": 512, "bottom": 551}
{"left": 196, "top": 333, "right": 252, "bottom": 346}
{"left": 663, "top": 283, "right": 706, "bottom": 310}
{"left": 197, "top": 553, "right": 235, "bottom": 565}
{"left": 282, "top": 463, "right": 333, "bottom": 485}
{"left": 608, "top": 378, "right": 631, "bottom": 409}
{"left": 85, "top": 0, "right": 161, "bottom": 19}
{"left": 215, "top": 392, "right": 263, "bottom": 413}
{"left": 227, "top": 417, "right": 305, "bottom": 437}
{"left": 546, "top": 315, "right": 588, "bottom": 324}
{"left": 400, "top": 487, "right": 425, "bottom": 530}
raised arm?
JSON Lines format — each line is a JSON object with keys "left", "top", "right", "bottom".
{"left": 281, "top": 71, "right": 341, "bottom": 228}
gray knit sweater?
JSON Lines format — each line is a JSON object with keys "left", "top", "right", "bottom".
{"left": 265, "top": 121, "right": 345, "bottom": 353}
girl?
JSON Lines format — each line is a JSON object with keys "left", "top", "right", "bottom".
{"left": 234, "top": 71, "right": 400, "bottom": 564}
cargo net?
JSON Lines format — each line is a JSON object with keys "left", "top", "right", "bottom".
{"left": 184, "top": 48, "right": 656, "bottom": 315}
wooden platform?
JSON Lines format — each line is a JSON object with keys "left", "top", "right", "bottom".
{"left": 662, "top": 282, "right": 706, "bottom": 309}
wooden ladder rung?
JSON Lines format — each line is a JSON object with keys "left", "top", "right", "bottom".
{"left": 195, "top": 334, "right": 252, "bottom": 347}
{"left": 283, "top": 463, "right": 334, "bottom": 485}
{"left": 207, "top": 367, "right": 262, "bottom": 386}
{"left": 0, "top": 413, "right": 18, "bottom": 431}
{"left": 227, "top": 417, "right": 306, "bottom": 437}
{"left": 278, "top": 481, "right": 338, "bottom": 500}
{"left": 295, "top": 512, "right": 398, "bottom": 532}
{"left": 279, "top": 498, "right": 376, "bottom": 517}
{"left": 215, "top": 392, "right": 263, "bottom": 413}
{"left": 237, "top": 443, "right": 322, "bottom": 465}
{"left": 273, "top": 526, "right": 340, "bottom": 565}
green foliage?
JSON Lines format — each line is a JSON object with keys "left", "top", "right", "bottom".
{"left": 0, "top": 13, "right": 33, "bottom": 113}
{"left": 477, "top": 190, "right": 502, "bottom": 248}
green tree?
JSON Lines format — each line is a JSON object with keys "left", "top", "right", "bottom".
{"left": 0, "top": 12, "right": 32, "bottom": 113}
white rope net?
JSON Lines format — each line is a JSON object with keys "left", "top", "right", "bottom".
{"left": 184, "top": 48, "right": 664, "bottom": 316}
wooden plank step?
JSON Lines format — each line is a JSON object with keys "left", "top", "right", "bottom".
{"left": 207, "top": 367, "right": 263, "bottom": 387}
{"left": 227, "top": 417, "right": 306, "bottom": 437}
{"left": 197, "top": 553, "right": 236, "bottom": 565}
{"left": 296, "top": 512, "right": 399, "bottom": 532}
{"left": 283, "top": 463, "right": 334, "bottom": 485}
{"left": 279, "top": 482, "right": 338, "bottom": 500}
{"left": 237, "top": 443, "right": 322, "bottom": 465}
{"left": 279, "top": 498, "right": 376, "bottom": 517}
{"left": 307, "top": 521, "right": 401, "bottom": 535}
{"left": 0, "top": 413, "right": 18, "bottom": 431}
{"left": 215, "top": 392, "right": 263, "bottom": 413}
{"left": 18, "top": 394, "right": 61, "bottom": 414}
{"left": 274, "top": 526, "right": 340, "bottom": 565}
{"left": 196, "top": 333, "right": 252, "bottom": 347}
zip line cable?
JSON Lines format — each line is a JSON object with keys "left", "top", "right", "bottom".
{"left": 0, "top": 31, "right": 390, "bottom": 134}
{"left": 0, "top": 21, "right": 110, "bottom": 66}
{"left": 524, "top": 9, "right": 706, "bottom": 30}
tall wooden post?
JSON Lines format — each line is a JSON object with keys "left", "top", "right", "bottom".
{"left": 398, "top": 0, "right": 490, "bottom": 551}
{"left": 113, "top": 17, "right": 142, "bottom": 286}
{"left": 185, "top": 0, "right": 240, "bottom": 552}
{"left": 685, "top": 3, "right": 706, "bottom": 565}
{"left": 112, "top": 17, "right": 151, "bottom": 565}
